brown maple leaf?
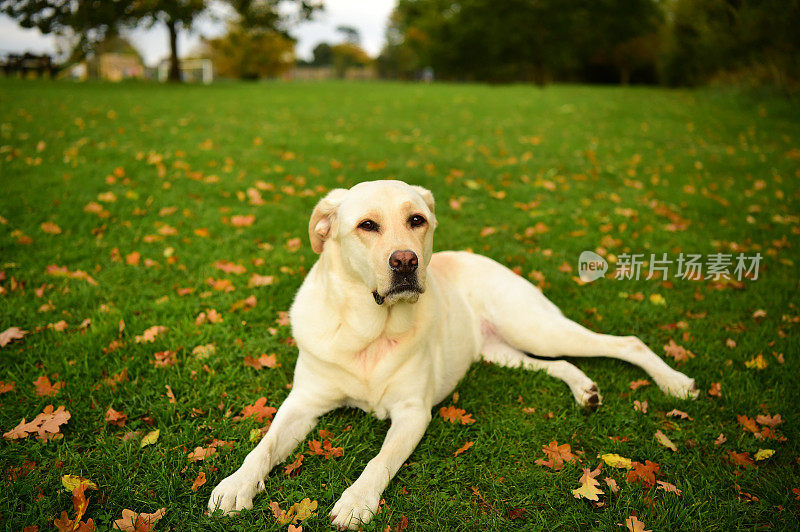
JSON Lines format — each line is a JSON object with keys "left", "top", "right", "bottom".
{"left": 285, "top": 453, "right": 304, "bottom": 476}
{"left": 105, "top": 407, "right": 127, "bottom": 427}
{"left": 240, "top": 397, "right": 277, "bottom": 422}
{"left": 244, "top": 353, "right": 279, "bottom": 370}
{"left": 708, "top": 382, "right": 722, "bottom": 397}
{"left": 134, "top": 326, "right": 167, "bottom": 343}
{"left": 737, "top": 415, "right": 759, "bottom": 434}
{"left": 755, "top": 414, "right": 783, "bottom": 428}
{"left": 213, "top": 260, "right": 246, "bottom": 274}
{"left": 188, "top": 446, "right": 218, "bottom": 462}
{"left": 454, "top": 441, "right": 474, "bottom": 457}
{"left": 663, "top": 339, "right": 696, "bottom": 363}
{"left": 191, "top": 471, "right": 206, "bottom": 492}
{"left": 0, "top": 326, "right": 27, "bottom": 347}
{"left": 113, "top": 508, "right": 166, "bottom": 532}
{"left": 0, "top": 380, "right": 15, "bottom": 393}
{"left": 536, "top": 441, "right": 576, "bottom": 470}
{"left": 33, "top": 375, "right": 63, "bottom": 397}
{"left": 152, "top": 351, "right": 177, "bottom": 368}
{"left": 438, "top": 405, "right": 476, "bottom": 425}
{"left": 629, "top": 379, "right": 651, "bottom": 391}
{"left": 627, "top": 461, "right": 660, "bottom": 487}
{"left": 728, "top": 451, "right": 754, "bottom": 467}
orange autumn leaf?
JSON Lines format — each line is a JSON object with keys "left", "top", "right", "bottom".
{"left": 708, "top": 382, "right": 722, "bottom": 397}
{"left": 4, "top": 404, "right": 71, "bottom": 441}
{"left": 33, "top": 375, "right": 63, "bottom": 397}
{"left": 0, "top": 380, "right": 15, "bottom": 393}
{"left": 248, "top": 273, "right": 275, "bottom": 287}
{"left": 113, "top": 508, "right": 166, "bottom": 532}
{"left": 244, "top": 353, "right": 279, "bottom": 370}
{"left": 134, "top": 326, "right": 167, "bottom": 343}
{"left": 213, "top": 260, "right": 246, "bottom": 274}
{"left": 307, "top": 439, "right": 343, "bottom": 458}
{"left": 284, "top": 453, "right": 304, "bottom": 476}
{"left": 626, "top": 461, "right": 660, "bottom": 487}
{"left": 105, "top": 407, "right": 127, "bottom": 427}
{"left": 191, "top": 471, "right": 207, "bottom": 492}
{"left": 45, "top": 264, "right": 98, "bottom": 285}
{"left": 231, "top": 214, "right": 255, "bottom": 227}
{"left": 572, "top": 465, "right": 604, "bottom": 501}
{"left": 125, "top": 252, "right": 141, "bottom": 266}
{"left": 439, "top": 405, "right": 476, "bottom": 425}
{"left": 536, "top": 441, "right": 576, "bottom": 470}
{"left": 454, "top": 441, "right": 474, "bottom": 457}
{"left": 728, "top": 451, "right": 754, "bottom": 467}
{"left": 756, "top": 414, "right": 783, "bottom": 428}
{"left": 54, "top": 484, "right": 94, "bottom": 532}
{"left": 41, "top": 221, "right": 62, "bottom": 234}
{"left": 663, "top": 339, "right": 696, "bottom": 363}
{"left": 737, "top": 415, "right": 759, "bottom": 434}
{"left": 240, "top": 397, "right": 277, "bottom": 422}
{"left": 1, "top": 326, "right": 27, "bottom": 347}
{"left": 187, "top": 446, "right": 217, "bottom": 462}
{"left": 625, "top": 515, "right": 651, "bottom": 532}
{"left": 629, "top": 379, "right": 651, "bottom": 390}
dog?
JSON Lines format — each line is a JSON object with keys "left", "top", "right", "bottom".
{"left": 208, "top": 180, "right": 698, "bottom": 529}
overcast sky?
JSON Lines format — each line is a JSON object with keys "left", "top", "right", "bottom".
{"left": 0, "top": 0, "right": 396, "bottom": 66}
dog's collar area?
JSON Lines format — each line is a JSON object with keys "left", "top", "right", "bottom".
{"left": 372, "top": 291, "right": 385, "bottom": 305}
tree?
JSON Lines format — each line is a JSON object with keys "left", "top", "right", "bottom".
{"left": 205, "top": 25, "right": 295, "bottom": 79}
{"left": 2, "top": 0, "right": 322, "bottom": 82}
{"left": 311, "top": 42, "right": 333, "bottom": 66}
{"left": 331, "top": 42, "right": 370, "bottom": 78}
{"left": 0, "top": 0, "right": 136, "bottom": 60}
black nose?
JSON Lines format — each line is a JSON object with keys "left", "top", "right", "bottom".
{"left": 389, "top": 250, "right": 418, "bottom": 274}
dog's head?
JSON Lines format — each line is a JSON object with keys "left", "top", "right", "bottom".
{"left": 308, "top": 180, "right": 437, "bottom": 306}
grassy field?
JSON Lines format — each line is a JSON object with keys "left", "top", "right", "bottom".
{"left": 0, "top": 79, "right": 798, "bottom": 531}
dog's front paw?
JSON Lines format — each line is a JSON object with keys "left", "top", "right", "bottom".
{"left": 330, "top": 485, "right": 380, "bottom": 530}
{"left": 659, "top": 373, "right": 699, "bottom": 400}
{"left": 207, "top": 470, "right": 265, "bottom": 515}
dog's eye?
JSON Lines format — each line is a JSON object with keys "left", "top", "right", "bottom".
{"left": 409, "top": 215, "right": 427, "bottom": 228}
{"left": 358, "top": 220, "right": 379, "bottom": 232}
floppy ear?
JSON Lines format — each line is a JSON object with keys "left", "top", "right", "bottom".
{"left": 308, "top": 188, "right": 348, "bottom": 254}
{"left": 412, "top": 185, "right": 437, "bottom": 227}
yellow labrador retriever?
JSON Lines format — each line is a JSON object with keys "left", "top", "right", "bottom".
{"left": 209, "top": 180, "right": 697, "bottom": 529}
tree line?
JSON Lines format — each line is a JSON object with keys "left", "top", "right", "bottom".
{"left": 377, "top": 0, "right": 800, "bottom": 91}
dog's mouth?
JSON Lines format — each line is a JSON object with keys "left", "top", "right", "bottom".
{"left": 372, "top": 282, "right": 423, "bottom": 305}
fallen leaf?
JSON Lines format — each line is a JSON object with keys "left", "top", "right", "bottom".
{"left": 536, "top": 441, "right": 576, "bottom": 470}
{"left": 213, "top": 260, "right": 246, "bottom": 274}
{"left": 0, "top": 380, "right": 15, "bottom": 393}
{"left": 188, "top": 446, "right": 217, "bottom": 462}
{"left": 663, "top": 339, "right": 696, "bottom": 363}
{"left": 33, "top": 375, "right": 63, "bottom": 397}
{"left": 755, "top": 414, "right": 783, "bottom": 428}
{"left": 0, "top": 327, "right": 27, "bottom": 347}
{"left": 601, "top": 453, "right": 632, "bottom": 469}
{"left": 737, "top": 415, "right": 759, "bottom": 434}
{"left": 656, "top": 480, "right": 682, "bottom": 495}
{"left": 629, "top": 379, "right": 650, "bottom": 390}
{"left": 572, "top": 465, "right": 604, "bottom": 501}
{"left": 105, "top": 407, "right": 127, "bottom": 427}
{"left": 708, "top": 382, "right": 722, "bottom": 397}
{"left": 604, "top": 477, "right": 619, "bottom": 494}
{"left": 240, "top": 397, "right": 277, "bottom": 422}
{"left": 655, "top": 430, "right": 678, "bottom": 452}
{"left": 134, "top": 326, "right": 167, "bottom": 343}
{"left": 244, "top": 353, "right": 279, "bottom": 370}
{"left": 665, "top": 409, "right": 693, "bottom": 420}
{"left": 308, "top": 439, "right": 344, "bottom": 458}
{"left": 625, "top": 514, "right": 651, "bottom": 532}
{"left": 745, "top": 354, "right": 768, "bottom": 370}
{"left": 191, "top": 471, "right": 207, "bottom": 492}
{"left": 4, "top": 404, "right": 71, "bottom": 441}
{"left": 249, "top": 273, "right": 275, "bottom": 287}
{"left": 454, "top": 441, "right": 474, "bottom": 457}
{"left": 113, "top": 508, "right": 166, "bottom": 532}
{"left": 140, "top": 429, "right": 160, "bottom": 447}
{"left": 231, "top": 214, "right": 255, "bottom": 227}
{"left": 714, "top": 433, "right": 727, "bottom": 445}
{"left": 627, "top": 461, "right": 660, "bottom": 487}
{"left": 438, "top": 405, "right": 476, "bottom": 425}
{"left": 41, "top": 221, "right": 62, "bottom": 234}
{"left": 284, "top": 453, "right": 304, "bottom": 476}
{"left": 61, "top": 475, "right": 98, "bottom": 493}
{"left": 754, "top": 449, "right": 775, "bottom": 461}
{"left": 192, "top": 344, "right": 215, "bottom": 359}
{"left": 634, "top": 400, "right": 648, "bottom": 413}
{"left": 728, "top": 451, "right": 754, "bottom": 467}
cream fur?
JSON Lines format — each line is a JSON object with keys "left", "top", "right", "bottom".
{"left": 208, "top": 180, "right": 698, "bottom": 529}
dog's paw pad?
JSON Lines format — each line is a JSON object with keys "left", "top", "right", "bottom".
{"left": 580, "top": 383, "right": 602, "bottom": 410}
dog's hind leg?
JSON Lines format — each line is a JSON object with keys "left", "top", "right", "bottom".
{"left": 482, "top": 340, "right": 601, "bottom": 408}
{"left": 472, "top": 259, "right": 698, "bottom": 399}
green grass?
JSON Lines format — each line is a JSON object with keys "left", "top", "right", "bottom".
{"left": 1, "top": 79, "right": 799, "bottom": 531}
